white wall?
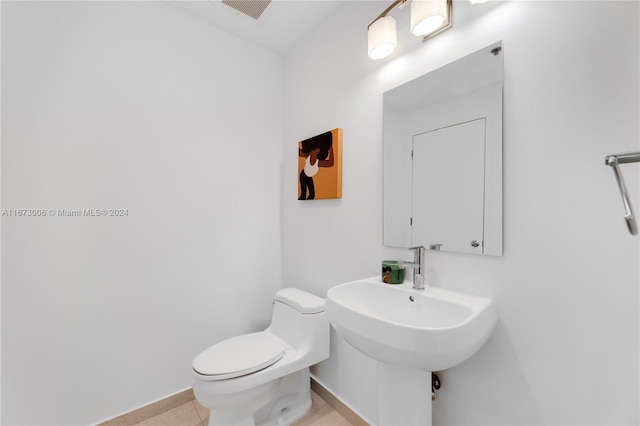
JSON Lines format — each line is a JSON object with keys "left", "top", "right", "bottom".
{"left": 3, "top": 1, "right": 638, "bottom": 425}
{"left": 283, "top": 1, "right": 639, "bottom": 424}
{"left": 1, "top": 2, "right": 283, "bottom": 424}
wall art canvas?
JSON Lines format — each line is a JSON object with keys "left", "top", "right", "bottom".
{"left": 298, "top": 128, "right": 342, "bottom": 200}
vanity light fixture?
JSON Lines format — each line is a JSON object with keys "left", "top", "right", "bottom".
{"left": 367, "top": 0, "right": 452, "bottom": 60}
{"left": 368, "top": 15, "right": 398, "bottom": 60}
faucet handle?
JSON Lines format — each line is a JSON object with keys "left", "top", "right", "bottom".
{"left": 408, "top": 245, "right": 425, "bottom": 251}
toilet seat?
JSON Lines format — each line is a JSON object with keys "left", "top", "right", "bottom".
{"left": 192, "top": 332, "right": 286, "bottom": 380}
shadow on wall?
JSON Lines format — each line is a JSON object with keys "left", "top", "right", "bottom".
{"left": 433, "top": 323, "right": 543, "bottom": 426}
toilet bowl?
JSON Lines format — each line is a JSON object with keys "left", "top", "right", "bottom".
{"left": 192, "top": 288, "right": 330, "bottom": 426}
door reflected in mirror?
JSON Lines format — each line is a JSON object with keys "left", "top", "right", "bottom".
{"left": 383, "top": 41, "right": 503, "bottom": 255}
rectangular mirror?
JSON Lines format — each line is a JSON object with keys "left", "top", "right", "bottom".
{"left": 383, "top": 41, "right": 503, "bottom": 255}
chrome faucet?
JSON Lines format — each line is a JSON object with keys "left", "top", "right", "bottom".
{"left": 398, "top": 246, "right": 426, "bottom": 290}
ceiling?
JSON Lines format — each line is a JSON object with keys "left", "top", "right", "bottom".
{"left": 165, "top": 1, "right": 346, "bottom": 54}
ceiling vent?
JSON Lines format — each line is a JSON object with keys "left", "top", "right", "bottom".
{"left": 221, "top": 0, "right": 272, "bottom": 20}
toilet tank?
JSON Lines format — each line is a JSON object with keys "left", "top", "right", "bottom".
{"left": 268, "top": 288, "right": 327, "bottom": 354}
{"left": 274, "top": 288, "right": 325, "bottom": 314}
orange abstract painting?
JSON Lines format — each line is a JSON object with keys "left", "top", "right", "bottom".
{"left": 297, "top": 128, "right": 342, "bottom": 200}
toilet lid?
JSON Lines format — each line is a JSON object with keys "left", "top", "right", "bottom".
{"left": 192, "top": 332, "right": 286, "bottom": 380}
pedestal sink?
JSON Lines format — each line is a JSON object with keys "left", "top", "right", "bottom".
{"left": 326, "top": 277, "right": 498, "bottom": 425}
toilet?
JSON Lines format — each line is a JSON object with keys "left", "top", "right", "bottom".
{"left": 192, "top": 288, "right": 329, "bottom": 426}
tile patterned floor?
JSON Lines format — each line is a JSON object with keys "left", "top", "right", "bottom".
{"left": 133, "top": 390, "right": 353, "bottom": 426}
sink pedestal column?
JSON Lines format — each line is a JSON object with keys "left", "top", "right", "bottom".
{"left": 377, "top": 362, "right": 432, "bottom": 426}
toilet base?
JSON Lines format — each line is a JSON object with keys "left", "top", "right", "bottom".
{"left": 199, "top": 368, "right": 312, "bottom": 426}
{"left": 254, "top": 368, "right": 312, "bottom": 425}
{"left": 198, "top": 378, "right": 279, "bottom": 426}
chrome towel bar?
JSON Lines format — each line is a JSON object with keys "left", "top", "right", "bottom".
{"left": 605, "top": 152, "right": 640, "bottom": 235}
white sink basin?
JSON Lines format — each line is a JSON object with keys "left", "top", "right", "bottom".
{"left": 326, "top": 277, "right": 498, "bottom": 371}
